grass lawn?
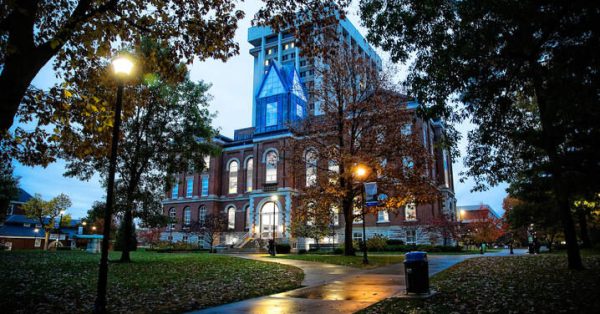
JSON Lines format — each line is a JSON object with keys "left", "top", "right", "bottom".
{"left": 270, "top": 254, "right": 404, "bottom": 269}
{"left": 0, "top": 250, "right": 303, "bottom": 313}
{"left": 359, "top": 255, "right": 600, "bottom": 313}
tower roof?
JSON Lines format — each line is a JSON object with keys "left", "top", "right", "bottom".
{"left": 257, "top": 61, "right": 307, "bottom": 101}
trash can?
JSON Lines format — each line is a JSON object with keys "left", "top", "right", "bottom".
{"left": 404, "top": 251, "right": 429, "bottom": 294}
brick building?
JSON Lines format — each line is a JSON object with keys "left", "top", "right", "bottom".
{"left": 161, "top": 18, "right": 457, "bottom": 250}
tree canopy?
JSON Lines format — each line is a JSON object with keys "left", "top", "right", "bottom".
{"left": 359, "top": 0, "right": 600, "bottom": 269}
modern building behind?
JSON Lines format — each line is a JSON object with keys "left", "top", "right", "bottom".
{"left": 161, "top": 17, "right": 457, "bottom": 251}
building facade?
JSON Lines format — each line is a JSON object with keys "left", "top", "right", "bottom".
{"left": 161, "top": 18, "right": 457, "bottom": 250}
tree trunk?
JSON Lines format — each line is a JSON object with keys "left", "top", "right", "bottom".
{"left": 342, "top": 197, "right": 355, "bottom": 256}
{"left": 43, "top": 231, "right": 50, "bottom": 251}
{"left": 119, "top": 208, "right": 133, "bottom": 263}
{"left": 577, "top": 207, "right": 591, "bottom": 248}
{"left": 555, "top": 186, "right": 583, "bottom": 269}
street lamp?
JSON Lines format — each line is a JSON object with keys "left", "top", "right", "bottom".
{"left": 270, "top": 195, "right": 278, "bottom": 256}
{"left": 94, "top": 54, "right": 135, "bottom": 314}
{"left": 354, "top": 164, "right": 369, "bottom": 265}
{"left": 34, "top": 228, "right": 40, "bottom": 249}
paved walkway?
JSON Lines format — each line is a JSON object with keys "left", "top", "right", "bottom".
{"left": 190, "top": 249, "right": 527, "bottom": 314}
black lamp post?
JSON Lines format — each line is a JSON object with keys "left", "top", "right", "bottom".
{"left": 354, "top": 164, "right": 369, "bottom": 265}
{"left": 94, "top": 55, "right": 134, "bottom": 314}
{"left": 56, "top": 210, "right": 66, "bottom": 248}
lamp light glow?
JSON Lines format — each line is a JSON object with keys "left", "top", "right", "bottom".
{"left": 112, "top": 56, "right": 134, "bottom": 76}
{"left": 271, "top": 195, "right": 278, "bottom": 201}
{"left": 355, "top": 165, "right": 368, "bottom": 178}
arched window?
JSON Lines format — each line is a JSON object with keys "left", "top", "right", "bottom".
{"left": 198, "top": 206, "right": 207, "bottom": 226}
{"left": 305, "top": 150, "right": 318, "bottom": 187}
{"left": 228, "top": 160, "right": 238, "bottom": 194}
{"left": 265, "top": 151, "right": 278, "bottom": 183}
{"left": 183, "top": 207, "right": 191, "bottom": 225}
{"left": 328, "top": 160, "right": 339, "bottom": 184}
{"left": 246, "top": 158, "right": 254, "bottom": 192}
{"left": 168, "top": 208, "right": 176, "bottom": 230}
{"left": 227, "top": 206, "right": 236, "bottom": 230}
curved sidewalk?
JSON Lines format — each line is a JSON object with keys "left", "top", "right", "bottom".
{"left": 190, "top": 249, "right": 526, "bottom": 314}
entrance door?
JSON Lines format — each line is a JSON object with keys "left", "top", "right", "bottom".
{"left": 260, "top": 201, "right": 279, "bottom": 238}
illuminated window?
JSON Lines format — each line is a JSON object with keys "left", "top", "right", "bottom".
{"left": 246, "top": 158, "right": 254, "bottom": 192}
{"left": 228, "top": 160, "right": 238, "bottom": 194}
{"left": 405, "top": 203, "right": 417, "bottom": 221}
{"left": 377, "top": 210, "right": 389, "bottom": 223}
{"left": 227, "top": 206, "right": 236, "bottom": 230}
{"left": 203, "top": 156, "right": 210, "bottom": 172}
{"left": 265, "top": 151, "right": 278, "bottom": 183}
{"left": 168, "top": 208, "right": 176, "bottom": 230}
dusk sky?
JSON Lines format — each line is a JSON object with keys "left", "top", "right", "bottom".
{"left": 13, "top": 1, "right": 508, "bottom": 219}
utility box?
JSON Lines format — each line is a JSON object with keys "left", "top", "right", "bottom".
{"left": 404, "top": 251, "right": 430, "bottom": 294}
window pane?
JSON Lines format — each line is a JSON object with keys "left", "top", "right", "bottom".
{"left": 201, "top": 175, "right": 209, "bottom": 196}
{"left": 228, "top": 207, "right": 236, "bottom": 230}
{"left": 199, "top": 206, "right": 207, "bottom": 226}
{"left": 246, "top": 158, "right": 253, "bottom": 192}
{"left": 229, "top": 161, "right": 238, "bottom": 194}
{"left": 184, "top": 207, "right": 191, "bottom": 225}
{"left": 171, "top": 183, "right": 178, "bottom": 199}
{"left": 306, "top": 151, "right": 317, "bottom": 187}
{"left": 266, "top": 102, "right": 278, "bottom": 126}
{"left": 186, "top": 177, "right": 193, "bottom": 198}
{"left": 203, "top": 156, "right": 210, "bottom": 171}
{"left": 266, "top": 151, "right": 278, "bottom": 183}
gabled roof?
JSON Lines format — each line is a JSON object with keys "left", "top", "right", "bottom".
{"left": 12, "top": 188, "right": 33, "bottom": 204}
{"left": 257, "top": 61, "right": 307, "bottom": 101}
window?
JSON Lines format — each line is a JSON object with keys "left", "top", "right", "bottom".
{"left": 402, "top": 123, "right": 412, "bottom": 135}
{"left": 290, "top": 53, "right": 295, "bottom": 58}
{"left": 201, "top": 175, "right": 209, "bottom": 196}
{"left": 328, "top": 160, "right": 339, "bottom": 184}
{"left": 296, "top": 104, "right": 303, "bottom": 118}
{"left": 266, "top": 102, "right": 278, "bottom": 126}
{"left": 267, "top": 48, "right": 274, "bottom": 55}
{"left": 265, "top": 151, "right": 278, "bottom": 183}
{"left": 203, "top": 155, "right": 210, "bottom": 172}
{"left": 228, "top": 160, "right": 238, "bottom": 194}
{"left": 168, "top": 208, "right": 176, "bottom": 230}
{"left": 406, "top": 230, "right": 417, "bottom": 244}
{"left": 264, "top": 59, "right": 270, "bottom": 66}
{"left": 198, "top": 206, "right": 207, "bottom": 226}
{"left": 34, "top": 238, "right": 41, "bottom": 247}
{"left": 305, "top": 150, "right": 318, "bottom": 187}
{"left": 353, "top": 232, "right": 363, "bottom": 241}
{"left": 171, "top": 182, "right": 179, "bottom": 199}
{"left": 300, "top": 71, "right": 306, "bottom": 78}
{"left": 183, "top": 235, "right": 189, "bottom": 242}
{"left": 246, "top": 158, "right": 253, "bottom": 192}
{"left": 377, "top": 210, "right": 389, "bottom": 223}
{"left": 300, "top": 60, "right": 306, "bottom": 67}
{"left": 261, "top": 201, "right": 279, "bottom": 236}
{"left": 422, "top": 124, "right": 428, "bottom": 146}
{"left": 282, "top": 54, "right": 289, "bottom": 61}
{"left": 183, "top": 207, "right": 191, "bottom": 225}
{"left": 330, "top": 205, "right": 339, "bottom": 226}
{"left": 227, "top": 206, "right": 236, "bottom": 230}
{"left": 405, "top": 203, "right": 417, "bottom": 221}
{"left": 186, "top": 177, "right": 194, "bottom": 198}
{"left": 443, "top": 150, "right": 450, "bottom": 187}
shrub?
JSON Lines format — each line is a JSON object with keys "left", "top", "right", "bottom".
{"left": 298, "top": 249, "right": 307, "bottom": 254}
{"left": 386, "top": 239, "right": 405, "bottom": 245}
{"left": 276, "top": 243, "right": 291, "bottom": 254}
{"left": 367, "top": 235, "right": 388, "bottom": 251}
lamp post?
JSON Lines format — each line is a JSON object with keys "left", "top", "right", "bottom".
{"left": 270, "top": 195, "right": 278, "bottom": 256}
{"left": 34, "top": 228, "right": 40, "bottom": 249}
{"left": 94, "top": 54, "right": 134, "bottom": 314}
{"left": 354, "top": 164, "right": 369, "bottom": 265}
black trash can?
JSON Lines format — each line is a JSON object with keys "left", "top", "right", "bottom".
{"left": 404, "top": 251, "right": 429, "bottom": 294}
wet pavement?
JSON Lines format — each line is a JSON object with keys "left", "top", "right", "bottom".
{"left": 190, "top": 249, "right": 527, "bottom": 314}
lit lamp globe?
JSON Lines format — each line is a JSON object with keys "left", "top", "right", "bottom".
{"left": 271, "top": 195, "right": 278, "bottom": 201}
{"left": 355, "top": 165, "right": 368, "bottom": 179}
{"left": 111, "top": 55, "right": 134, "bottom": 78}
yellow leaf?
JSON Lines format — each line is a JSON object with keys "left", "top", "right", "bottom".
{"left": 64, "top": 90, "right": 72, "bottom": 98}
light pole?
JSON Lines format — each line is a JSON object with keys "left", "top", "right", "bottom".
{"left": 354, "top": 164, "right": 369, "bottom": 265}
{"left": 270, "top": 195, "right": 278, "bottom": 256}
{"left": 94, "top": 54, "right": 134, "bottom": 314}
{"left": 34, "top": 228, "right": 39, "bottom": 249}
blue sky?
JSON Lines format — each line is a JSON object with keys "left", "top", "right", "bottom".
{"left": 13, "top": 1, "right": 508, "bottom": 219}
